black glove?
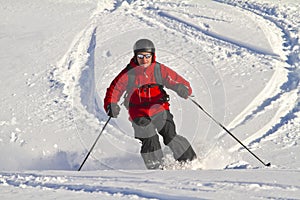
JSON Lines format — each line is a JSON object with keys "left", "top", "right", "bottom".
{"left": 175, "top": 84, "right": 189, "bottom": 99}
{"left": 107, "top": 103, "right": 120, "bottom": 118}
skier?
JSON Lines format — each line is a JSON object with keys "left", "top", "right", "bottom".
{"left": 104, "top": 39, "right": 197, "bottom": 169}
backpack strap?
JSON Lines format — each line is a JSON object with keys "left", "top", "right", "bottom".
{"left": 126, "top": 64, "right": 135, "bottom": 93}
{"left": 154, "top": 62, "right": 163, "bottom": 85}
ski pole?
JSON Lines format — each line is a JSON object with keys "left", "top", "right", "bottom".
{"left": 78, "top": 116, "right": 112, "bottom": 171}
{"left": 189, "top": 97, "right": 271, "bottom": 167}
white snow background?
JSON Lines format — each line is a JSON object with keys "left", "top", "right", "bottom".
{"left": 0, "top": 0, "right": 299, "bottom": 199}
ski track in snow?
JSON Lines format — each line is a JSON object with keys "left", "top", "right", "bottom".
{"left": 157, "top": 11, "right": 279, "bottom": 57}
{"left": 1, "top": 170, "right": 299, "bottom": 200}
{"left": 212, "top": 0, "right": 300, "bottom": 151}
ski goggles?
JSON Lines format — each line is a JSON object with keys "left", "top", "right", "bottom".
{"left": 137, "top": 54, "right": 152, "bottom": 59}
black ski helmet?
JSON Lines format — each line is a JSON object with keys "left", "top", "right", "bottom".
{"left": 133, "top": 39, "right": 155, "bottom": 54}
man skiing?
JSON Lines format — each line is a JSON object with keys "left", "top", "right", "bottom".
{"left": 104, "top": 39, "right": 197, "bottom": 169}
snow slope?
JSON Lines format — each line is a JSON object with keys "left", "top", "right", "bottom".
{"left": 0, "top": 0, "right": 299, "bottom": 199}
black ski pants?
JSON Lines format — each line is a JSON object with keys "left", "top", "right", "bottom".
{"left": 132, "top": 110, "right": 196, "bottom": 169}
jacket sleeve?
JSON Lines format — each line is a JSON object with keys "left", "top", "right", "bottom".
{"left": 103, "top": 68, "right": 128, "bottom": 112}
{"left": 160, "top": 64, "right": 192, "bottom": 96}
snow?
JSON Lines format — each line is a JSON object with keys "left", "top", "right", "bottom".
{"left": 0, "top": 0, "right": 299, "bottom": 199}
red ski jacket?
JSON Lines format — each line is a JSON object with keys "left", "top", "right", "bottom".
{"left": 104, "top": 56, "right": 192, "bottom": 120}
